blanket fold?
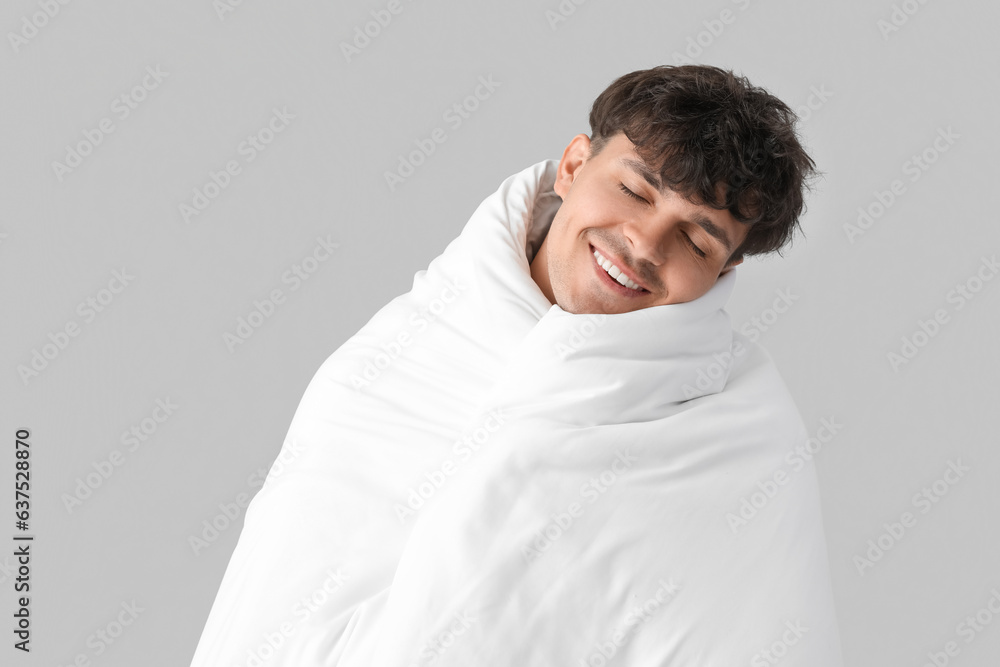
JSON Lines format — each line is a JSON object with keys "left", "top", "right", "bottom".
{"left": 190, "top": 159, "right": 843, "bottom": 667}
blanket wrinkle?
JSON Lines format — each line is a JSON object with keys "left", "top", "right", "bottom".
{"left": 189, "top": 159, "right": 843, "bottom": 667}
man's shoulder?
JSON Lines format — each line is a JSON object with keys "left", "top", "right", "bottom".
{"left": 727, "top": 331, "right": 792, "bottom": 389}
{"left": 720, "top": 330, "right": 809, "bottom": 437}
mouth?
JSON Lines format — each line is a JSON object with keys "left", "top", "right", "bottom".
{"left": 589, "top": 243, "right": 649, "bottom": 297}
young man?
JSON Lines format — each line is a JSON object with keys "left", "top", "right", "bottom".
{"left": 190, "top": 65, "right": 842, "bottom": 667}
{"left": 531, "top": 65, "right": 814, "bottom": 314}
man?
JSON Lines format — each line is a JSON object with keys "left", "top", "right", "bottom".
{"left": 531, "top": 65, "right": 814, "bottom": 314}
{"left": 190, "top": 65, "right": 842, "bottom": 667}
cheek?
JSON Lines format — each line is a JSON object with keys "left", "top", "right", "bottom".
{"left": 552, "top": 211, "right": 586, "bottom": 266}
{"left": 664, "top": 266, "right": 713, "bottom": 303}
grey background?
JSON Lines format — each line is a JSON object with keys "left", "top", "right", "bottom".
{"left": 2, "top": 0, "right": 998, "bottom": 665}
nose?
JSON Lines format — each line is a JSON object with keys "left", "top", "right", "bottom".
{"left": 622, "top": 213, "right": 670, "bottom": 267}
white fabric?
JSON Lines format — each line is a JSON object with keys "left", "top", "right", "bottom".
{"left": 190, "top": 159, "right": 843, "bottom": 667}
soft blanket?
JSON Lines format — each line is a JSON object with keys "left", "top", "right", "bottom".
{"left": 190, "top": 159, "right": 843, "bottom": 666}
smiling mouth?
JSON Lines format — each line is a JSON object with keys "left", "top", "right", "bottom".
{"left": 590, "top": 244, "right": 649, "bottom": 296}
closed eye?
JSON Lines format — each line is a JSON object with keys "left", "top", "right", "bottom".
{"left": 619, "top": 181, "right": 708, "bottom": 258}
{"left": 683, "top": 232, "right": 707, "bottom": 258}
{"left": 618, "top": 183, "right": 648, "bottom": 204}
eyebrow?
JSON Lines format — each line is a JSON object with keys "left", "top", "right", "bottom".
{"left": 618, "top": 157, "right": 734, "bottom": 254}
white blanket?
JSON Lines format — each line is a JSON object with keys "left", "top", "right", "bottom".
{"left": 190, "top": 159, "right": 843, "bottom": 667}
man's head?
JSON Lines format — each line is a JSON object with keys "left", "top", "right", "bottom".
{"left": 530, "top": 65, "right": 816, "bottom": 314}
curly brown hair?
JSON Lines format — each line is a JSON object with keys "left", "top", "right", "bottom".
{"left": 588, "top": 65, "right": 817, "bottom": 261}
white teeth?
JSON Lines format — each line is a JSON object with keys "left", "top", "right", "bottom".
{"left": 593, "top": 249, "right": 643, "bottom": 291}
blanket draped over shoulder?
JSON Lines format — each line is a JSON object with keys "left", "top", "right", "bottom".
{"left": 190, "top": 160, "right": 843, "bottom": 667}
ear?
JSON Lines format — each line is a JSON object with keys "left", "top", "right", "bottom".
{"left": 554, "top": 134, "right": 592, "bottom": 199}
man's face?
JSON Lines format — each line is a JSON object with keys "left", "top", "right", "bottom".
{"left": 530, "top": 132, "right": 750, "bottom": 315}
